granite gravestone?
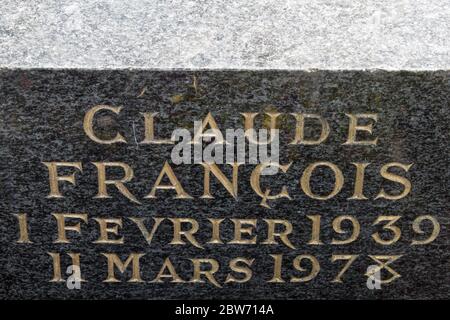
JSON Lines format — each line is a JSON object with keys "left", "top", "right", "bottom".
{"left": 0, "top": 70, "right": 448, "bottom": 299}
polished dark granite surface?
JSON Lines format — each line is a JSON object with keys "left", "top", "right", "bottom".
{"left": 0, "top": 70, "right": 448, "bottom": 299}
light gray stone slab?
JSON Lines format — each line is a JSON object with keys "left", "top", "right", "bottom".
{"left": 0, "top": 0, "right": 449, "bottom": 69}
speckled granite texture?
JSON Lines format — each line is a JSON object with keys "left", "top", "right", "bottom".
{"left": 0, "top": 70, "right": 449, "bottom": 299}
{"left": 0, "top": 0, "right": 449, "bottom": 69}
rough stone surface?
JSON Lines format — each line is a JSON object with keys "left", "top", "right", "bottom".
{"left": 0, "top": 1, "right": 449, "bottom": 70}
{"left": 0, "top": 70, "right": 448, "bottom": 299}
